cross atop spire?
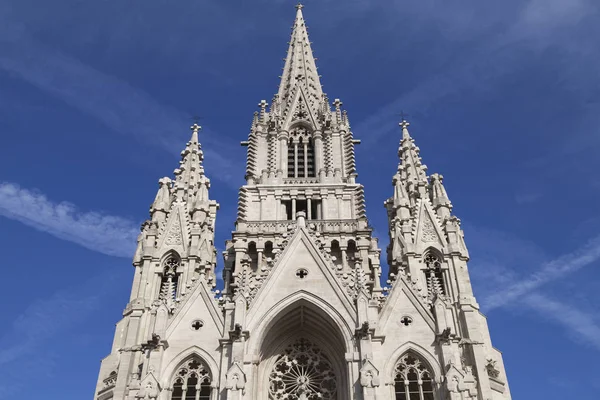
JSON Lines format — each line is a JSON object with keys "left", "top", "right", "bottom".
{"left": 277, "top": 4, "right": 323, "bottom": 114}
{"left": 190, "top": 122, "right": 202, "bottom": 136}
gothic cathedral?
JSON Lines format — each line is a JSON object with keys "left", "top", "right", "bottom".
{"left": 95, "top": 5, "right": 511, "bottom": 400}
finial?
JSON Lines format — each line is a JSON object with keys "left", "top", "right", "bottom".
{"left": 190, "top": 123, "right": 202, "bottom": 132}
{"left": 191, "top": 115, "right": 202, "bottom": 133}
{"left": 295, "top": 2, "right": 304, "bottom": 11}
{"left": 399, "top": 111, "right": 410, "bottom": 128}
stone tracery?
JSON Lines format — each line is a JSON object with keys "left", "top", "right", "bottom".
{"left": 170, "top": 358, "right": 212, "bottom": 400}
{"left": 394, "top": 353, "right": 435, "bottom": 400}
{"left": 269, "top": 338, "right": 337, "bottom": 400}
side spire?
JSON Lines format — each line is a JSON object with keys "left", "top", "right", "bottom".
{"left": 277, "top": 3, "right": 323, "bottom": 113}
{"left": 174, "top": 123, "right": 206, "bottom": 204}
{"left": 398, "top": 119, "right": 428, "bottom": 200}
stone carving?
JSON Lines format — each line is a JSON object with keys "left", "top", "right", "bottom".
{"left": 355, "top": 321, "right": 370, "bottom": 339}
{"left": 165, "top": 217, "right": 183, "bottom": 245}
{"left": 102, "top": 371, "right": 117, "bottom": 388}
{"left": 486, "top": 358, "right": 501, "bottom": 379}
{"left": 225, "top": 362, "right": 247, "bottom": 394}
{"left": 421, "top": 213, "right": 438, "bottom": 243}
{"left": 135, "top": 380, "right": 159, "bottom": 399}
{"left": 269, "top": 338, "right": 336, "bottom": 400}
{"left": 359, "top": 360, "right": 380, "bottom": 388}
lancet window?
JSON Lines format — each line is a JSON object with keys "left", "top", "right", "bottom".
{"left": 394, "top": 353, "right": 435, "bottom": 400}
{"left": 423, "top": 251, "right": 446, "bottom": 298}
{"left": 269, "top": 338, "right": 336, "bottom": 400}
{"left": 160, "top": 254, "right": 181, "bottom": 301}
{"left": 347, "top": 240, "right": 357, "bottom": 265}
{"left": 287, "top": 136, "right": 315, "bottom": 178}
{"left": 170, "top": 358, "right": 212, "bottom": 400}
{"left": 248, "top": 241, "right": 259, "bottom": 270}
{"left": 330, "top": 240, "right": 343, "bottom": 268}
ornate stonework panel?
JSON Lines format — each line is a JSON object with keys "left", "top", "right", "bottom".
{"left": 269, "top": 338, "right": 336, "bottom": 400}
{"left": 165, "top": 217, "right": 183, "bottom": 245}
{"left": 420, "top": 214, "right": 438, "bottom": 243}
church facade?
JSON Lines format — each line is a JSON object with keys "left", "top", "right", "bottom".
{"left": 95, "top": 5, "right": 511, "bottom": 400}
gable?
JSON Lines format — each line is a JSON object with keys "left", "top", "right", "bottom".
{"left": 245, "top": 227, "right": 356, "bottom": 328}
{"left": 283, "top": 87, "right": 318, "bottom": 129}
{"left": 413, "top": 199, "right": 447, "bottom": 250}
{"left": 156, "top": 203, "right": 190, "bottom": 254}
{"left": 378, "top": 277, "right": 436, "bottom": 336}
{"left": 166, "top": 280, "right": 224, "bottom": 340}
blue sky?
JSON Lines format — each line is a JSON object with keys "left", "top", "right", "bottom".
{"left": 0, "top": 0, "right": 599, "bottom": 398}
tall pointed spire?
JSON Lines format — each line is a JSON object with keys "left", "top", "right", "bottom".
{"left": 174, "top": 123, "right": 206, "bottom": 204}
{"left": 398, "top": 119, "right": 428, "bottom": 199}
{"left": 277, "top": 3, "right": 324, "bottom": 113}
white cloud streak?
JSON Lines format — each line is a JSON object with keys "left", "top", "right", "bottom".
{"left": 523, "top": 292, "right": 600, "bottom": 351}
{"left": 355, "top": 0, "right": 597, "bottom": 144}
{"left": 0, "top": 15, "right": 242, "bottom": 187}
{"left": 483, "top": 234, "right": 600, "bottom": 311}
{"left": 0, "top": 182, "right": 138, "bottom": 257}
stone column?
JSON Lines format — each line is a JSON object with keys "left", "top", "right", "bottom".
{"left": 303, "top": 141, "right": 308, "bottom": 177}
{"left": 294, "top": 142, "right": 299, "bottom": 178}
{"left": 314, "top": 131, "right": 323, "bottom": 176}
{"left": 278, "top": 132, "right": 288, "bottom": 177}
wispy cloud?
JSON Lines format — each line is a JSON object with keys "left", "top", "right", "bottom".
{"left": 0, "top": 12, "right": 242, "bottom": 186}
{"left": 523, "top": 292, "right": 600, "bottom": 351}
{"left": 482, "top": 234, "right": 600, "bottom": 311}
{"left": 355, "top": 0, "right": 598, "bottom": 143}
{"left": 468, "top": 223, "right": 600, "bottom": 351}
{"left": 0, "top": 182, "right": 138, "bottom": 257}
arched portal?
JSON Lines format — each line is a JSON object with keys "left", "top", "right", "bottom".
{"left": 256, "top": 300, "right": 350, "bottom": 400}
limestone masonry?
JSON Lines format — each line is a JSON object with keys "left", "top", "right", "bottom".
{"left": 95, "top": 5, "right": 512, "bottom": 400}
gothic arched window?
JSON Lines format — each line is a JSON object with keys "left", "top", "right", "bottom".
{"left": 160, "top": 253, "right": 181, "bottom": 301}
{"left": 170, "top": 358, "right": 212, "bottom": 400}
{"left": 330, "top": 240, "right": 343, "bottom": 268}
{"left": 394, "top": 353, "right": 435, "bottom": 400}
{"left": 423, "top": 251, "right": 446, "bottom": 298}
{"left": 287, "top": 135, "right": 315, "bottom": 178}
{"left": 269, "top": 338, "right": 336, "bottom": 400}
{"left": 248, "top": 241, "right": 258, "bottom": 270}
{"left": 347, "top": 240, "right": 357, "bottom": 264}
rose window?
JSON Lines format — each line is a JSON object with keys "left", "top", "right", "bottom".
{"left": 269, "top": 338, "right": 336, "bottom": 400}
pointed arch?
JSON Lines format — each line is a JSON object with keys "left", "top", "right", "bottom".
{"left": 422, "top": 249, "right": 447, "bottom": 298}
{"left": 160, "top": 346, "right": 219, "bottom": 393}
{"left": 247, "top": 290, "right": 354, "bottom": 356}
{"left": 384, "top": 342, "right": 441, "bottom": 385}
{"left": 392, "top": 351, "right": 436, "bottom": 400}
{"left": 248, "top": 292, "right": 354, "bottom": 400}
{"left": 159, "top": 251, "right": 182, "bottom": 301}
{"left": 422, "top": 246, "right": 444, "bottom": 261}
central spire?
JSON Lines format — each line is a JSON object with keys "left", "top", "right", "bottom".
{"left": 277, "top": 4, "right": 323, "bottom": 113}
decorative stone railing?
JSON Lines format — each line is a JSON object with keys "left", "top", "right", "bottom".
{"left": 282, "top": 177, "right": 320, "bottom": 184}
{"left": 236, "top": 219, "right": 366, "bottom": 234}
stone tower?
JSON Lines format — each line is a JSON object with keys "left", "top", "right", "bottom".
{"left": 95, "top": 5, "right": 511, "bottom": 400}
